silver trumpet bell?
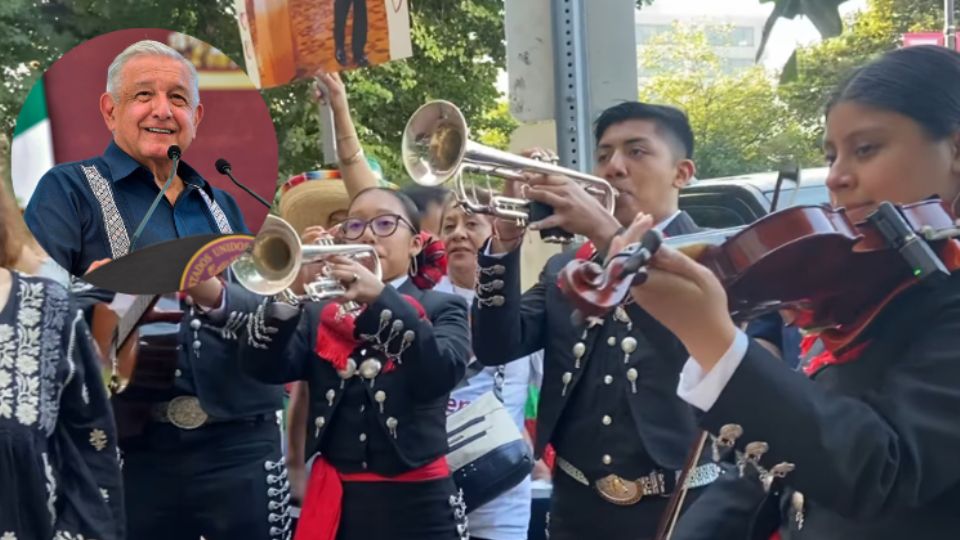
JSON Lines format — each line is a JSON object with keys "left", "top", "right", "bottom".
{"left": 232, "top": 215, "right": 381, "bottom": 302}
{"left": 402, "top": 100, "right": 618, "bottom": 229}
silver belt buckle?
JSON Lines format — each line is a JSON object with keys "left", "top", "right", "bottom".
{"left": 167, "top": 396, "right": 208, "bottom": 430}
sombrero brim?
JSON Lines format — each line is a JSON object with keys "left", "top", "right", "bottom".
{"left": 279, "top": 180, "right": 350, "bottom": 235}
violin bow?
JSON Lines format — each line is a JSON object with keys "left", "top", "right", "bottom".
{"left": 655, "top": 430, "right": 709, "bottom": 540}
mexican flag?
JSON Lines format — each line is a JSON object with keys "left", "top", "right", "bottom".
{"left": 11, "top": 78, "right": 55, "bottom": 208}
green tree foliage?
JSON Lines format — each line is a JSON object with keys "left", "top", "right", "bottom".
{"left": 638, "top": 25, "right": 821, "bottom": 178}
{"left": 0, "top": 0, "right": 514, "bottom": 187}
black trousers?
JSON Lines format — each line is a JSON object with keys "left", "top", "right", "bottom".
{"left": 334, "top": 0, "right": 368, "bottom": 58}
{"left": 122, "top": 418, "right": 290, "bottom": 540}
{"left": 336, "top": 476, "right": 467, "bottom": 540}
{"left": 547, "top": 468, "right": 703, "bottom": 540}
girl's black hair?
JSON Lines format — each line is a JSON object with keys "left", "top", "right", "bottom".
{"left": 827, "top": 45, "right": 960, "bottom": 139}
{"left": 348, "top": 187, "right": 422, "bottom": 233}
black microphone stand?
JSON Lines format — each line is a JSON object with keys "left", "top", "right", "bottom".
{"left": 130, "top": 145, "right": 181, "bottom": 250}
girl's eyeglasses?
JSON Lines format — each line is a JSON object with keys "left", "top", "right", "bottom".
{"left": 339, "top": 214, "right": 415, "bottom": 240}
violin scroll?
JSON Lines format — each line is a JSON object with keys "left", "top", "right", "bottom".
{"left": 558, "top": 229, "right": 664, "bottom": 323}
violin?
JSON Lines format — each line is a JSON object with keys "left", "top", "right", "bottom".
{"left": 558, "top": 199, "right": 960, "bottom": 351}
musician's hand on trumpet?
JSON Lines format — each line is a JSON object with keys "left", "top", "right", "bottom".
{"left": 289, "top": 226, "right": 335, "bottom": 296}
{"left": 324, "top": 254, "right": 385, "bottom": 304}
{"left": 524, "top": 172, "right": 622, "bottom": 256}
{"left": 490, "top": 177, "right": 527, "bottom": 253}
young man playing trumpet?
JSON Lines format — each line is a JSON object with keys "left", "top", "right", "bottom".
{"left": 471, "top": 102, "right": 711, "bottom": 540}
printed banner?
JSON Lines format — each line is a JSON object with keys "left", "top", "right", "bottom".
{"left": 236, "top": 0, "right": 413, "bottom": 88}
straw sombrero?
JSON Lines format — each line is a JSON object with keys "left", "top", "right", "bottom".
{"left": 278, "top": 170, "right": 349, "bottom": 235}
{"left": 278, "top": 158, "right": 396, "bottom": 235}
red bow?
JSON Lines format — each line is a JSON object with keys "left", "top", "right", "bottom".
{"left": 410, "top": 232, "right": 448, "bottom": 290}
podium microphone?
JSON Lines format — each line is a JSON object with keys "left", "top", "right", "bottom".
{"left": 131, "top": 145, "right": 181, "bottom": 250}
{"left": 215, "top": 158, "right": 271, "bottom": 210}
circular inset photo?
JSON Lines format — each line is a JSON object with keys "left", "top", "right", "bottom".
{"left": 11, "top": 28, "right": 278, "bottom": 293}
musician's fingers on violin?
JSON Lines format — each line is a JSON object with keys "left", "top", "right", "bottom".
{"left": 632, "top": 268, "right": 649, "bottom": 286}
{"left": 608, "top": 214, "right": 653, "bottom": 256}
{"left": 648, "top": 245, "right": 714, "bottom": 285}
{"left": 622, "top": 213, "right": 654, "bottom": 244}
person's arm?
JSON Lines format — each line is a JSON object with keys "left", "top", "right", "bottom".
{"left": 471, "top": 240, "right": 550, "bottom": 366}
{"left": 691, "top": 311, "right": 960, "bottom": 520}
{"left": 24, "top": 168, "right": 86, "bottom": 276}
{"left": 316, "top": 72, "right": 379, "bottom": 198}
{"left": 236, "top": 301, "right": 314, "bottom": 385}
{"left": 286, "top": 381, "right": 310, "bottom": 503}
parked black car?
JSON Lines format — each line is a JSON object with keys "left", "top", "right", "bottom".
{"left": 679, "top": 167, "right": 831, "bottom": 228}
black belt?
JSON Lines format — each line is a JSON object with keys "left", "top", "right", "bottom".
{"left": 150, "top": 396, "right": 276, "bottom": 430}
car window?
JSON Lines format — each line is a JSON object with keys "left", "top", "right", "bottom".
{"left": 679, "top": 189, "right": 766, "bottom": 229}
{"left": 770, "top": 186, "right": 830, "bottom": 209}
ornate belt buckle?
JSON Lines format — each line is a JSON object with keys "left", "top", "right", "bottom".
{"left": 595, "top": 474, "right": 643, "bottom": 506}
{"left": 167, "top": 396, "right": 208, "bottom": 430}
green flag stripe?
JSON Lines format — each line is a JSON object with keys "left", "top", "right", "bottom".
{"left": 13, "top": 79, "right": 47, "bottom": 137}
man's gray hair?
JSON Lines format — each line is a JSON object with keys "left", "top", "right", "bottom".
{"left": 106, "top": 40, "right": 200, "bottom": 105}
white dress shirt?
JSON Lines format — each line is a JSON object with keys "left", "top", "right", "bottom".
{"left": 676, "top": 329, "right": 749, "bottom": 411}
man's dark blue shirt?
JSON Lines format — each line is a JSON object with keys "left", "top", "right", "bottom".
{"left": 24, "top": 141, "right": 249, "bottom": 276}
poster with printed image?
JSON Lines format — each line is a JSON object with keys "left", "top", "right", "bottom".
{"left": 236, "top": 0, "right": 413, "bottom": 88}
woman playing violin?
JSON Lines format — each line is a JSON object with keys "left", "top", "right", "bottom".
{"left": 237, "top": 187, "right": 472, "bottom": 540}
{"left": 613, "top": 45, "right": 960, "bottom": 539}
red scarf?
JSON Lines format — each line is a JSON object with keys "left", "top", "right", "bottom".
{"left": 314, "top": 294, "right": 427, "bottom": 374}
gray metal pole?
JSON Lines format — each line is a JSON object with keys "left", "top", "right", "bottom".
{"left": 551, "top": 0, "right": 638, "bottom": 173}
{"left": 947, "top": 0, "right": 956, "bottom": 50}
{"left": 552, "top": 0, "right": 592, "bottom": 173}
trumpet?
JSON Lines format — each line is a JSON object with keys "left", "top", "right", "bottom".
{"left": 232, "top": 215, "right": 381, "bottom": 303}
{"left": 402, "top": 100, "right": 618, "bottom": 241}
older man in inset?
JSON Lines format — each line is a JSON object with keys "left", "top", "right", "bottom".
{"left": 24, "top": 40, "right": 290, "bottom": 540}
